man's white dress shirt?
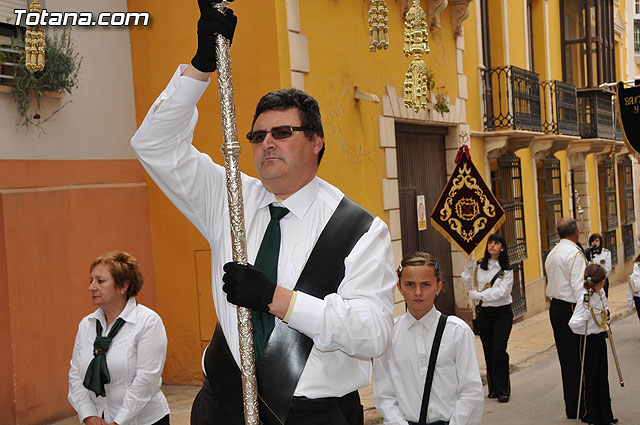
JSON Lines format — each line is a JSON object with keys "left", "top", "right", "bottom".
{"left": 68, "top": 298, "right": 170, "bottom": 425}
{"left": 130, "top": 65, "right": 396, "bottom": 398}
{"left": 569, "top": 288, "right": 609, "bottom": 335}
{"left": 461, "top": 259, "right": 513, "bottom": 306}
{"left": 545, "top": 239, "right": 587, "bottom": 303}
{"left": 373, "top": 308, "right": 484, "bottom": 425}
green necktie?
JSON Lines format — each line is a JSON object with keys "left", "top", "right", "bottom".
{"left": 83, "top": 317, "right": 126, "bottom": 397}
{"left": 253, "top": 204, "right": 289, "bottom": 363}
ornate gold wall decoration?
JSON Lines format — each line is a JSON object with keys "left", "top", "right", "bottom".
{"left": 403, "top": 0, "right": 430, "bottom": 111}
{"left": 368, "top": 0, "right": 389, "bottom": 51}
{"left": 25, "top": 0, "right": 45, "bottom": 72}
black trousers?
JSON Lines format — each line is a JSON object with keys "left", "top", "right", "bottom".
{"left": 634, "top": 296, "right": 640, "bottom": 321}
{"left": 191, "top": 378, "right": 363, "bottom": 425}
{"left": 549, "top": 298, "right": 583, "bottom": 419}
{"left": 478, "top": 304, "right": 513, "bottom": 397}
{"left": 581, "top": 332, "right": 614, "bottom": 425}
{"left": 152, "top": 414, "right": 170, "bottom": 425}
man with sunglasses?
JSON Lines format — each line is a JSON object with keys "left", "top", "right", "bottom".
{"left": 131, "top": 2, "right": 396, "bottom": 425}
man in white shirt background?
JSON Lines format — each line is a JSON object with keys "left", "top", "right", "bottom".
{"left": 130, "top": 2, "right": 396, "bottom": 425}
{"left": 544, "top": 217, "right": 587, "bottom": 419}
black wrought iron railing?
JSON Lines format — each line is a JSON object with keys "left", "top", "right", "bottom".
{"left": 623, "top": 224, "right": 635, "bottom": 261}
{"left": 482, "top": 65, "right": 542, "bottom": 132}
{"left": 0, "top": 46, "right": 20, "bottom": 86}
{"left": 541, "top": 80, "right": 579, "bottom": 136}
{"left": 603, "top": 229, "right": 618, "bottom": 267}
{"left": 577, "top": 88, "right": 616, "bottom": 139}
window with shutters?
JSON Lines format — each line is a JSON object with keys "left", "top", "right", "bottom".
{"left": 491, "top": 152, "right": 527, "bottom": 319}
{"left": 537, "top": 155, "right": 563, "bottom": 260}
{"left": 598, "top": 157, "right": 618, "bottom": 266}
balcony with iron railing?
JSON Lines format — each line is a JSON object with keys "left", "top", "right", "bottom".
{"left": 576, "top": 88, "right": 618, "bottom": 140}
{"left": 0, "top": 45, "right": 19, "bottom": 88}
{"left": 540, "top": 80, "right": 579, "bottom": 136}
{"left": 481, "top": 65, "right": 542, "bottom": 132}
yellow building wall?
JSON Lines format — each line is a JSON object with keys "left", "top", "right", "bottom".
{"left": 299, "top": 1, "right": 459, "bottom": 218}
{"left": 586, "top": 154, "right": 601, "bottom": 236}
{"left": 515, "top": 148, "right": 543, "bottom": 282}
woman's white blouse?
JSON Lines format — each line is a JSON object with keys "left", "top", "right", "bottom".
{"left": 461, "top": 259, "right": 513, "bottom": 307}
{"left": 590, "top": 249, "right": 611, "bottom": 277}
{"left": 68, "top": 297, "right": 170, "bottom": 425}
{"left": 569, "top": 288, "right": 609, "bottom": 335}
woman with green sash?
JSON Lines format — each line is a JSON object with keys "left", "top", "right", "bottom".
{"left": 68, "top": 251, "right": 170, "bottom": 425}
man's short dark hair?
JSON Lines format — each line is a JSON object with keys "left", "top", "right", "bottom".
{"left": 557, "top": 218, "right": 578, "bottom": 239}
{"left": 252, "top": 88, "right": 325, "bottom": 164}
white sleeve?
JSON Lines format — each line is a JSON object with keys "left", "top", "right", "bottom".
{"left": 287, "top": 217, "right": 396, "bottom": 358}
{"left": 603, "top": 251, "right": 612, "bottom": 276}
{"left": 460, "top": 259, "right": 476, "bottom": 291}
{"left": 478, "top": 269, "right": 513, "bottom": 303}
{"left": 449, "top": 325, "right": 484, "bottom": 425}
{"left": 373, "top": 354, "right": 410, "bottom": 425}
{"left": 113, "top": 314, "right": 168, "bottom": 425}
{"left": 630, "top": 263, "right": 640, "bottom": 293}
{"left": 68, "top": 321, "right": 98, "bottom": 423}
{"left": 568, "top": 299, "right": 590, "bottom": 335}
{"left": 130, "top": 65, "right": 227, "bottom": 243}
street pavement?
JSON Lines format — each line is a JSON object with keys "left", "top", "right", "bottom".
{"left": 53, "top": 282, "right": 637, "bottom": 425}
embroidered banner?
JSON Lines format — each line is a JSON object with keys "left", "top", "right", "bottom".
{"left": 430, "top": 145, "right": 505, "bottom": 256}
{"left": 617, "top": 81, "right": 640, "bottom": 156}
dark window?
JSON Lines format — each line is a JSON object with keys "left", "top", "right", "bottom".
{"left": 561, "top": 0, "right": 616, "bottom": 88}
{"left": 538, "top": 155, "right": 563, "bottom": 260}
{"left": 598, "top": 157, "right": 618, "bottom": 266}
{"left": 617, "top": 156, "right": 635, "bottom": 226}
{"left": 635, "top": 20, "right": 640, "bottom": 53}
{"left": 622, "top": 224, "right": 635, "bottom": 261}
{"left": 492, "top": 153, "right": 527, "bottom": 319}
{"left": 598, "top": 157, "right": 618, "bottom": 231}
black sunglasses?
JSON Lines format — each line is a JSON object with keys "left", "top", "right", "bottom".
{"left": 246, "top": 126, "right": 307, "bottom": 144}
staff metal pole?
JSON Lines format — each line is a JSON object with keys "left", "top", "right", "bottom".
{"left": 214, "top": 2, "right": 261, "bottom": 424}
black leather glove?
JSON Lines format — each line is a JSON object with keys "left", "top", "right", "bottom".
{"left": 222, "top": 262, "right": 276, "bottom": 312}
{"left": 191, "top": 0, "right": 238, "bottom": 73}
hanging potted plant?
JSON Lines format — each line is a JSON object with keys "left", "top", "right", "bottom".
{"left": 10, "top": 28, "right": 82, "bottom": 131}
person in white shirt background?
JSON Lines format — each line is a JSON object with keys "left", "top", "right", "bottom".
{"left": 462, "top": 234, "right": 514, "bottom": 403}
{"left": 568, "top": 264, "right": 617, "bottom": 425}
{"left": 68, "top": 251, "right": 170, "bottom": 425}
{"left": 130, "top": 1, "right": 396, "bottom": 423}
{"left": 627, "top": 254, "right": 640, "bottom": 321}
{"left": 585, "top": 233, "right": 612, "bottom": 297}
{"left": 373, "top": 251, "right": 483, "bottom": 425}
{"left": 544, "top": 217, "right": 587, "bottom": 419}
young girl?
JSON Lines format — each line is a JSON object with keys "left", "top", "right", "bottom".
{"left": 374, "top": 252, "right": 483, "bottom": 425}
{"left": 462, "top": 234, "right": 514, "bottom": 403}
{"left": 568, "top": 264, "right": 616, "bottom": 425}
{"left": 627, "top": 254, "right": 640, "bottom": 321}
{"left": 586, "top": 233, "right": 612, "bottom": 296}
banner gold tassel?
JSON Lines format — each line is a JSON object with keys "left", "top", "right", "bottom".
{"left": 368, "top": 0, "right": 389, "bottom": 51}
{"left": 403, "top": 0, "right": 430, "bottom": 111}
{"left": 25, "top": 0, "right": 45, "bottom": 72}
